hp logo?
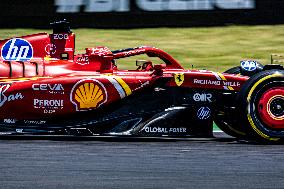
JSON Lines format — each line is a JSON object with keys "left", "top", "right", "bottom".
{"left": 1, "top": 38, "right": 33, "bottom": 61}
{"left": 197, "top": 107, "right": 211, "bottom": 120}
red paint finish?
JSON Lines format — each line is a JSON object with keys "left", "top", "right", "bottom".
{"left": 166, "top": 70, "right": 248, "bottom": 91}
{"left": 0, "top": 30, "right": 249, "bottom": 120}
{"left": 49, "top": 33, "right": 75, "bottom": 60}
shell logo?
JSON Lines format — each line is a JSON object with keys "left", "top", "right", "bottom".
{"left": 70, "top": 79, "right": 107, "bottom": 111}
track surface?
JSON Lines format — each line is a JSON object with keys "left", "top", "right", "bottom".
{"left": 1, "top": 135, "right": 284, "bottom": 189}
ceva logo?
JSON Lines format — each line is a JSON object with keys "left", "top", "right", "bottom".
{"left": 1, "top": 38, "right": 33, "bottom": 61}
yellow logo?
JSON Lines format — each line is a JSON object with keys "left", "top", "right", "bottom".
{"left": 71, "top": 79, "right": 107, "bottom": 111}
{"left": 174, "top": 73, "right": 184, "bottom": 86}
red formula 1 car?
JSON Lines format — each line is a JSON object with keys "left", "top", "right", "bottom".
{"left": 0, "top": 21, "right": 283, "bottom": 143}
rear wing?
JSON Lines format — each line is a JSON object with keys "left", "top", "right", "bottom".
{"left": 271, "top": 54, "right": 284, "bottom": 64}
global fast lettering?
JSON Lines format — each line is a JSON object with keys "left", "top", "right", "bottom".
{"left": 143, "top": 127, "right": 187, "bottom": 133}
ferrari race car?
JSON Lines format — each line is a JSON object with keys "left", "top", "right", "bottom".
{"left": 0, "top": 21, "right": 283, "bottom": 143}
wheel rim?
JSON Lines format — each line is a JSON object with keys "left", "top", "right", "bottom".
{"left": 258, "top": 87, "right": 284, "bottom": 129}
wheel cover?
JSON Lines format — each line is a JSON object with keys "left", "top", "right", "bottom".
{"left": 258, "top": 87, "right": 284, "bottom": 129}
{"left": 246, "top": 73, "right": 283, "bottom": 141}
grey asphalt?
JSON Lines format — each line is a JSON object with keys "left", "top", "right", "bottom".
{"left": 0, "top": 136, "right": 284, "bottom": 189}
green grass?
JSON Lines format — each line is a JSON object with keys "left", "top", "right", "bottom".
{"left": 213, "top": 123, "right": 220, "bottom": 131}
{"left": 1, "top": 25, "right": 284, "bottom": 71}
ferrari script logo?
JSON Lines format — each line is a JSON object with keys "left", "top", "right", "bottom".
{"left": 174, "top": 73, "right": 184, "bottom": 86}
{"left": 70, "top": 79, "right": 108, "bottom": 111}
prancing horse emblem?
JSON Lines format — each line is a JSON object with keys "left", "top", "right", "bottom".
{"left": 174, "top": 73, "right": 184, "bottom": 86}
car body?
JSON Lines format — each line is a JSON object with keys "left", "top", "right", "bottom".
{"left": 0, "top": 21, "right": 283, "bottom": 142}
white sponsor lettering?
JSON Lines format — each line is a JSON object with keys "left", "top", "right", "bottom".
{"left": 33, "top": 98, "right": 63, "bottom": 113}
{"left": 123, "top": 48, "right": 145, "bottom": 56}
{"left": 194, "top": 79, "right": 221, "bottom": 85}
{"left": 45, "top": 44, "right": 56, "bottom": 55}
{"left": 90, "top": 47, "right": 111, "bottom": 56}
{"left": 0, "top": 85, "right": 9, "bottom": 107}
{"left": 193, "top": 93, "right": 212, "bottom": 102}
{"left": 16, "top": 129, "right": 23, "bottom": 133}
{"left": 223, "top": 81, "right": 241, "bottom": 87}
{"left": 44, "top": 110, "right": 56, "bottom": 114}
{"left": 34, "top": 99, "right": 64, "bottom": 107}
{"left": 55, "top": 0, "right": 254, "bottom": 13}
{"left": 0, "top": 85, "right": 24, "bottom": 107}
{"left": 144, "top": 127, "right": 186, "bottom": 133}
{"left": 169, "top": 128, "right": 187, "bottom": 133}
{"left": 133, "top": 81, "right": 150, "bottom": 91}
{"left": 24, "top": 120, "right": 46, "bottom": 125}
{"left": 34, "top": 99, "right": 64, "bottom": 114}
{"left": 55, "top": 0, "right": 129, "bottom": 13}
{"left": 137, "top": 0, "right": 255, "bottom": 11}
{"left": 53, "top": 33, "right": 69, "bottom": 40}
{"left": 8, "top": 93, "right": 24, "bottom": 101}
{"left": 32, "top": 84, "right": 64, "bottom": 94}
{"left": 7, "top": 40, "right": 29, "bottom": 60}
{"left": 65, "top": 48, "right": 73, "bottom": 52}
{"left": 193, "top": 79, "right": 240, "bottom": 87}
{"left": 76, "top": 55, "right": 89, "bottom": 65}
{"left": 3, "top": 119, "right": 16, "bottom": 124}
{"left": 85, "top": 0, "right": 129, "bottom": 12}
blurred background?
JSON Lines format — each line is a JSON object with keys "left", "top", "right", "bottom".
{"left": 0, "top": 0, "right": 284, "bottom": 71}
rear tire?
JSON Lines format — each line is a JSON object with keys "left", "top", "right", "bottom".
{"left": 237, "top": 70, "right": 284, "bottom": 143}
